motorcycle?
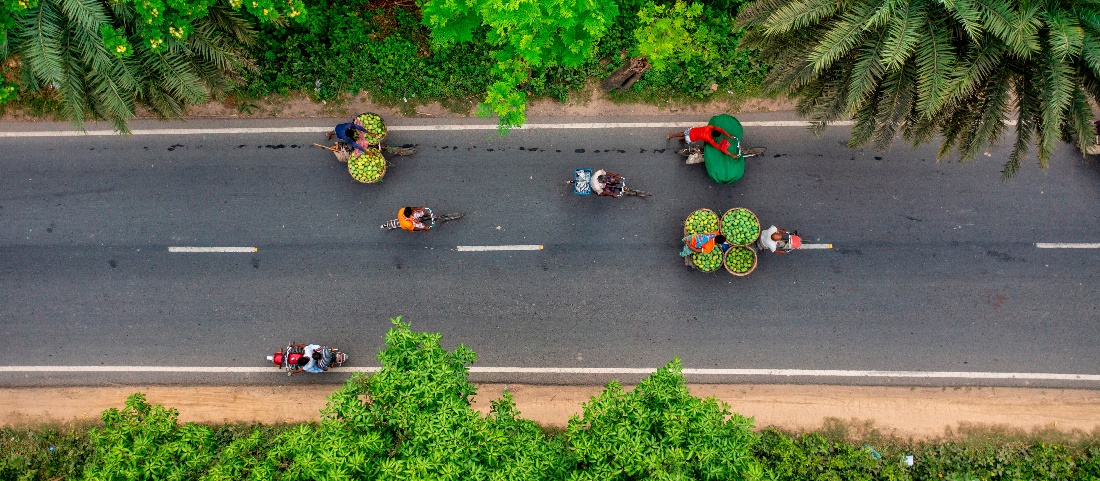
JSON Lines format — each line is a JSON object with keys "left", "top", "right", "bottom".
{"left": 567, "top": 168, "right": 652, "bottom": 197}
{"left": 381, "top": 206, "right": 465, "bottom": 231}
{"left": 268, "top": 343, "right": 349, "bottom": 376}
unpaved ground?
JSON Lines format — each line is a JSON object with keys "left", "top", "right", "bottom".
{"left": 1, "top": 86, "right": 796, "bottom": 122}
{"left": 4, "top": 384, "right": 1099, "bottom": 440}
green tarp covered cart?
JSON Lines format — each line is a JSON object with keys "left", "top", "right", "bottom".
{"left": 703, "top": 114, "right": 746, "bottom": 184}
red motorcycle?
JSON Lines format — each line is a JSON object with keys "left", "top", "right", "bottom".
{"left": 267, "top": 342, "right": 349, "bottom": 376}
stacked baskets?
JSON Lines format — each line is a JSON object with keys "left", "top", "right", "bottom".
{"left": 340, "top": 113, "right": 388, "bottom": 184}
{"left": 682, "top": 207, "right": 761, "bottom": 276}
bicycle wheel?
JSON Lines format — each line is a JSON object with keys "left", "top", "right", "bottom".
{"left": 623, "top": 188, "right": 652, "bottom": 197}
{"left": 438, "top": 212, "right": 465, "bottom": 222}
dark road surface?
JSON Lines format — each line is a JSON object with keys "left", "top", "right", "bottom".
{"left": 2, "top": 114, "right": 1098, "bottom": 387}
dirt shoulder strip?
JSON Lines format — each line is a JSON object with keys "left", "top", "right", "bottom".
{"left": 4, "top": 384, "right": 1098, "bottom": 440}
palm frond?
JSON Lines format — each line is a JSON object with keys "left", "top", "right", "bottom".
{"left": 957, "top": 69, "right": 1010, "bottom": 161}
{"left": 807, "top": 3, "right": 876, "bottom": 74}
{"left": 913, "top": 12, "right": 955, "bottom": 119}
{"left": 1044, "top": 9, "right": 1083, "bottom": 61}
{"left": 938, "top": 41, "right": 1004, "bottom": 114}
{"left": 844, "top": 27, "right": 889, "bottom": 114}
{"left": 872, "top": 58, "right": 917, "bottom": 150}
{"left": 1036, "top": 56, "right": 1074, "bottom": 168}
{"left": 1003, "top": 70, "right": 1039, "bottom": 177}
{"left": 878, "top": 0, "right": 922, "bottom": 71}
{"left": 976, "top": 0, "right": 1040, "bottom": 58}
{"left": 939, "top": 0, "right": 984, "bottom": 42}
{"left": 762, "top": 0, "right": 845, "bottom": 36}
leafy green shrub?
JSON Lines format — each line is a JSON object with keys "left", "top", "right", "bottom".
{"left": 567, "top": 358, "right": 767, "bottom": 480}
{"left": 82, "top": 393, "right": 219, "bottom": 479}
{"left": 755, "top": 430, "right": 910, "bottom": 481}
{"left": 0, "top": 424, "right": 93, "bottom": 481}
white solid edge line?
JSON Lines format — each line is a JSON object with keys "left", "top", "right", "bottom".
{"left": 456, "top": 245, "right": 545, "bottom": 252}
{"left": 1036, "top": 243, "right": 1100, "bottom": 249}
{"left": 0, "top": 121, "right": 856, "bottom": 137}
{"left": 1, "top": 366, "right": 1098, "bottom": 381}
{"left": 168, "top": 246, "right": 258, "bottom": 253}
{"left": 799, "top": 243, "right": 833, "bottom": 249}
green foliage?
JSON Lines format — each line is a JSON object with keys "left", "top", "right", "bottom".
{"left": 0, "top": 424, "right": 93, "bottom": 481}
{"left": 0, "top": 79, "right": 16, "bottom": 102}
{"left": 419, "top": 0, "right": 619, "bottom": 132}
{"left": 756, "top": 430, "right": 910, "bottom": 480}
{"left": 738, "top": 0, "right": 1100, "bottom": 177}
{"left": 633, "top": 1, "right": 706, "bottom": 72}
{"left": 8, "top": 0, "right": 258, "bottom": 131}
{"left": 566, "top": 358, "right": 767, "bottom": 481}
{"left": 83, "top": 393, "right": 219, "bottom": 479}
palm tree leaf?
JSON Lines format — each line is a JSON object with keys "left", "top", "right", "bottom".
{"left": 878, "top": 0, "right": 923, "bottom": 71}
{"left": 939, "top": 0, "right": 984, "bottom": 42}
{"left": 762, "top": 0, "right": 846, "bottom": 36}
{"left": 939, "top": 40, "right": 1005, "bottom": 113}
{"left": 862, "top": 0, "right": 902, "bottom": 30}
{"left": 976, "top": 0, "right": 1040, "bottom": 58}
{"left": 1004, "top": 69, "right": 1039, "bottom": 177}
{"left": 808, "top": 3, "right": 876, "bottom": 74}
{"left": 1036, "top": 53, "right": 1074, "bottom": 166}
{"left": 872, "top": 59, "right": 917, "bottom": 149}
{"left": 913, "top": 12, "right": 955, "bottom": 119}
{"left": 845, "top": 27, "right": 889, "bottom": 114}
{"left": 1044, "top": 9, "right": 1083, "bottom": 61}
{"left": 957, "top": 70, "right": 1010, "bottom": 161}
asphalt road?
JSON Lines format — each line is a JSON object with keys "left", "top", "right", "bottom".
{"left": 2, "top": 114, "right": 1099, "bottom": 387}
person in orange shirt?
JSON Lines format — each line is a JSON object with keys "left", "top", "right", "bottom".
{"left": 680, "top": 233, "right": 727, "bottom": 257}
{"left": 397, "top": 206, "right": 432, "bottom": 231}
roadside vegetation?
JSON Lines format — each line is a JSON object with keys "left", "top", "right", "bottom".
{"left": 2, "top": 0, "right": 1097, "bottom": 173}
{"left": 4, "top": 317, "right": 1100, "bottom": 481}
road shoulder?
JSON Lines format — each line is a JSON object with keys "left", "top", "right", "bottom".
{"left": 4, "top": 384, "right": 1097, "bottom": 440}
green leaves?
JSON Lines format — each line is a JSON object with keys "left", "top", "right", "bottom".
{"left": 419, "top": 0, "right": 618, "bottom": 133}
{"left": 740, "top": 0, "right": 1100, "bottom": 177}
{"left": 83, "top": 393, "right": 219, "bottom": 480}
{"left": 633, "top": 1, "right": 705, "bottom": 72}
{"left": 567, "top": 358, "right": 766, "bottom": 481}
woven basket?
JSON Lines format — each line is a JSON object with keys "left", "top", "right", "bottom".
{"left": 353, "top": 112, "right": 387, "bottom": 147}
{"left": 723, "top": 245, "right": 758, "bottom": 276}
{"left": 347, "top": 149, "right": 387, "bottom": 184}
{"left": 683, "top": 208, "right": 719, "bottom": 237}
{"left": 691, "top": 250, "right": 723, "bottom": 273}
{"left": 721, "top": 207, "right": 761, "bottom": 246}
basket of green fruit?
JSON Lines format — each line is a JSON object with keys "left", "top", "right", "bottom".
{"left": 348, "top": 148, "right": 386, "bottom": 183}
{"left": 691, "top": 249, "right": 723, "bottom": 273}
{"left": 353, "top": 112, "right": 387, "bottom": 146}
{"left": 683, "top": 208, "right": 719, "bottom": 237}
{"left": 723, "top": 245, "right": 757, "bottom": 276}
{"left": 721, "top": 207, "right": 760, "bottom": 246}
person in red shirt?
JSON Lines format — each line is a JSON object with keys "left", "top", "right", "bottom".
{"left": 668, "top": 125, "right": 737, "bottom": 157}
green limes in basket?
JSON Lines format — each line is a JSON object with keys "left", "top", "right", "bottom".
{"left": 721, "top": 208, "right": 759, "bottom": 245}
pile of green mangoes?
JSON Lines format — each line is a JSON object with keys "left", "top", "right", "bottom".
{"left": 721, "top": 208, "right": 760, "bottom": 245}
{"left": 348, "top": 148, "right": 386, "bottom": 183}
{"left": 355, "top": 113, "right": 387, "bottom": 144}
{"left": 684, "top": 209, "right": 719, "bottom": 235}
{"left": 692, "top": 249, "right": 723, "bottom": 272}
{"left": 724, "top": 246, "right": 757, "bottom": 274}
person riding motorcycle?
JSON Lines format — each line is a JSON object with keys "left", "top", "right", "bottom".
{"left": 284, "top": 343, "right": 343, "bottom": 375}
{"left": 757, "top": 226, "right": 801, "bottom": 254}
{"left": 397, "top": 206, "right": 432, "bottom": 231}
{"left": 590, "top": 169, "right": 625, "bottom": 197}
